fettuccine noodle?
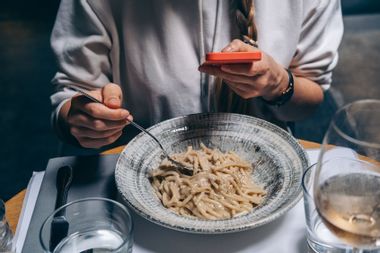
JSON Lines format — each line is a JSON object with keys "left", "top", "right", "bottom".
{"left": 150, "top": 144, "right": 266, "bottom": 220}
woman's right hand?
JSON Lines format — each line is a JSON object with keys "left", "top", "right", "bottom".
{"left": 59, "top": 83, "right": 132, "bottom": 148}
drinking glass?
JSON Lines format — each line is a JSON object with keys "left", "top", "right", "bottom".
{"left": 304, "top": 162, "right": 380, "bottom": 253}
{"left": 313, "top": 99, "right": 380, "bottom": 252}
{"left": 40, "top": 197, "right": 133, "bottom": 253}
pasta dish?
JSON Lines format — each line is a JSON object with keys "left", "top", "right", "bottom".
{"left": 150, "top": 144, "right": 266, "bottom": 220}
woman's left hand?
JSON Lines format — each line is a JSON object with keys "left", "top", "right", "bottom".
{"left": 198, "top": 39, "right": 289, "bottom": 101}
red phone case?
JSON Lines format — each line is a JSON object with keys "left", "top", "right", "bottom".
{"left": 203, "top": 51, "right": 261, "bottom": 65}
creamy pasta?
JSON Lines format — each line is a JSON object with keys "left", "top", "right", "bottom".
{"left": 150, "top": 144, "right": 266, "bottom": 220}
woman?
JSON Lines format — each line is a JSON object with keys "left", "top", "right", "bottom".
{"left": 51, "top": 0, "right": 343, "bottom": 149}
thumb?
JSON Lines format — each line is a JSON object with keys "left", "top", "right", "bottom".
{"left": 102, "top": 83, "right": 123, "bottom": 109}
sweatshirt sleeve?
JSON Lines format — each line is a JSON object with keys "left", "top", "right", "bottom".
{"left": 50, "top": 0, "right": 112, "bottom": 136}
{"left": 289, "top": 0, "right": 343, "bottom": 90}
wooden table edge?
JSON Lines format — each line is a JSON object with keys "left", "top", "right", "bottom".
{"left": 5, "top": 139, "right": 320, "bottom": 233}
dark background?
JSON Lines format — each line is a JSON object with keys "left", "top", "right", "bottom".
{"left": 1, "top": 0, "right": 380, "bottom": 201}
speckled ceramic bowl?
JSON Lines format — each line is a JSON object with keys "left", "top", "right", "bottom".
{"left": 115, "top": 113, "right": 309, "bottom": 234}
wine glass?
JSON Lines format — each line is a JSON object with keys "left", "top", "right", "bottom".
{"left": 314, "top": 99, "right": 380, "bottom": 252}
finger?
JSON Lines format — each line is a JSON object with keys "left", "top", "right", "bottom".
{"left": 82, "top": 103, "right": 130, "bottom": 121}
{"left": 78, "top": 87, "right": 103, "bottom": 101}
{"left": 198, "top": 65, "right": 255, "bottom": 84}
{"left": 226, "top": 83, "right": 247, "bottom": 99}
{"left": 102, "top": 83, "right": 123, "bottom": 109}
{"left": 68, "top": 112, "right": 129, "bottom": 131}
{"left": 222, "top": 39, "right": 258, "bottom": 52}
{"left": 220, "top": 63, "right": 266, "bottom": 77}
{"left": 224, "top": 80, "right": 260, "bottom": 99}
{"left": 78, "top": 131, "right": 123, "bottom": 149}
{"left": 224, "top": 80, "right": 252, "bottom": 93}
{"left": 226, "top": 85, "right": 258, "bottom": 100}
{"left": 70, "top": 126, "right": 124, "bottom": 139}
{"left": 71, "top": 96, "right": 130, "bottom": 121}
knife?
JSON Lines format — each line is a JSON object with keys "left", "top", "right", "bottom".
{"left": 49, "top": 165, "right": 73, "bottom": 251}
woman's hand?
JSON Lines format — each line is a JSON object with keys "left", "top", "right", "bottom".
{"left": 198, "top": 39, "right": 289, "bottom": 102}
{"left": 59, "top": 83, "right": 132, "bottom": 148}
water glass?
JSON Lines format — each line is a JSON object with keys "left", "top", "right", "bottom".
{"left": 40, "top": 198, "right": 133, "bottom": 253}
{"left": 303, "top": 163, "right": 380, "bottom": 253}
{"left": 0, "top": 199, "right": 13, "bottom": 252}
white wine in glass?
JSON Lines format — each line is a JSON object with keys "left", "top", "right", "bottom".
{"left": 316, "top": 160, "right": 380, "bottom": 247}
{"left": 314, "top": 100, "right": 380, "bottom": 251}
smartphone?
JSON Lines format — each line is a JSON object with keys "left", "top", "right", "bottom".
{"left": 202, "top": 51, "right": 261, "bottom": 65}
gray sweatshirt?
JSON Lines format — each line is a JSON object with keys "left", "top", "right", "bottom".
{"left": 51, "top": 0, "right": 343, "bottom": 132}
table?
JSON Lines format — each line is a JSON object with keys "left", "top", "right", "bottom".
{"left": 5, "top": 140, "right": 320, "bottom": 233}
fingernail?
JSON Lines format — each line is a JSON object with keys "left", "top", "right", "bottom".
{"left": 127, "top": 115, "right": 133, "bottom": 122}
{"left": 120, "top": 110, "right": 129, "bottom": 118}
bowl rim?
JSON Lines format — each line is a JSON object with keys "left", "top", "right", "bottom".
{"left": 115, "top": 112, "right": 309, "bottom": 234}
